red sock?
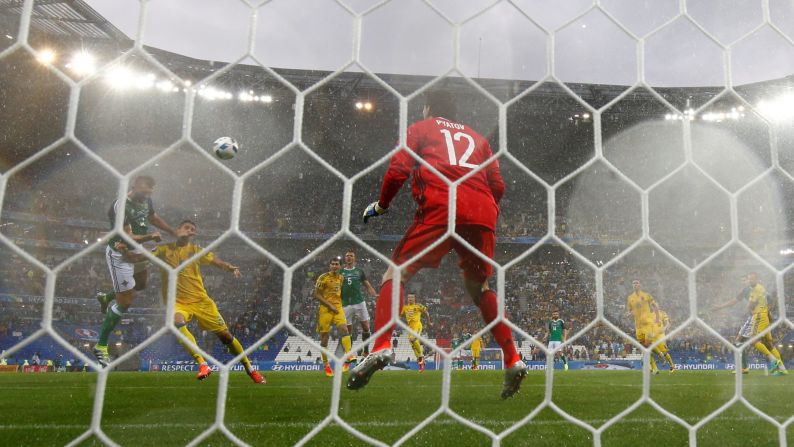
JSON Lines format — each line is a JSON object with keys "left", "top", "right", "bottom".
{"left": 372, "top": 279, "right": 404, "bottom": 353}
{"left": 478, "top": 290, "right": 520, "bottom": 368}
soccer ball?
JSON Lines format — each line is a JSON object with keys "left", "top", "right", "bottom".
{"left": 213, "top": 137, "right": 238, "bottom": 160}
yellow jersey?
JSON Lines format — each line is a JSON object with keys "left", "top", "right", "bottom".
{"left": 627, "top": 290, "right": 657, "bottom": 326}
{"left": 748, "top": 284, "right": 768, "bottom": 316}
{"left": 470, "top": 335, "right": 482, "bottom": 351}
{"left": 153, "top": 242, "right": 215, "bottom": 304}
{"left": 315, "top": 272, "right": 343, "bottom": 307}
{"left": 654, "top": 310, "right": 670, "bottom": 335}
{"left": 401, "top": 303, "right": 427, "bottom": 325}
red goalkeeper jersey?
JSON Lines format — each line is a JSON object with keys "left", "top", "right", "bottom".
{"left": 378, "top": 116, "right": 505, "bottom": 230}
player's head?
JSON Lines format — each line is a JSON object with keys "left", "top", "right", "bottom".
{"left": 344, "top": 249, "right": 356, "bottom": 266}
{"left": 329, "top": 257, "right": 341, "bottom": 273}
{"left": 423, "top": 88, "right": 457, "bottom": 121}
{"left": 747, "top": 272, "right": 759, "bottom": 286}
{"left": 632, "top": 279, "right": 641, "bottom": 291}
{"left": 130, "top": 175, "right": 156, "bottom": 202}
{"left": 175, "top": 220, "right": 198, "bottom": 240}
{"left": 407, "top": 293, "right": 417, "bottom": 304}
{"left": 552, "top": 310, "right": 559, "bottom": 319}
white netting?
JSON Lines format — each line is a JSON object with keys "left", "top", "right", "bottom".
{"left": 0, "top": 0, "right": 792, "bottom": 445}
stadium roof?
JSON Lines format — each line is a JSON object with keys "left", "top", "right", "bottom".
{"left": 0, "top": 0, "right": 129, "bottom": 42}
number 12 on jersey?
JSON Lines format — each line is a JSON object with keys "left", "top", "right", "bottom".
{"left": 440, "top": 129, "right": 479, "bottom": 169}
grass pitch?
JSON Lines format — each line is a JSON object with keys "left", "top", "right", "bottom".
{"left": 0, "top": 370, "right": 790, "bottom": 446}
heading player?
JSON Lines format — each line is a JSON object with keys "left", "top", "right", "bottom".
{"left": 93, "top": 175, "right": 175, "bottom": 367}
{"left": 545, "top": 310, "right": 569, "bottom": 371}
{"left": 116, "top": 220, "right": 264, "bottom": 383}
{"left": 400, "top": 293, "right": 431, "bottom": 372}
{"left": 348, "top": 89, "right": 526, "bottom": 399}
{"left": 341, "top": 249, "right": 377, "bottom": 362}
{"left": 314, "top": 258, "right": 354, "bottom": 377}
{"left": 713, "top": 273, "right": 786, "bottom": 375}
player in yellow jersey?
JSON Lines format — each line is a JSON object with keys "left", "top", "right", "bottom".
{"left": 650, "top": 309, "right": 676, "bottom": 374}
{"left": 401, "top": 293, "right": 431, "bottom": 372}
{"left": 470, "top": 332, "right": 484, "bottom": 371}
{"left": 314, "top": 258, "right": 353, "bottom": 377}
{"left": 626, "top": 280, "right": 665, "bottom": 373}
{"left": 116, "top": 220, "right": 264, "bottom": 383}
{"left": 713, "top": 272, "right": 786, "bottom": 375}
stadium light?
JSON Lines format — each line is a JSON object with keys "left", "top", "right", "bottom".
{"left": 135, "top": 72, "right": 156, "bottom": 90}
{"left": 157, "top": 79, "right": 175, "bottom": 92}
{"left": 106, "top": 66, "right": 134, "bottom": 90}
{"left": 364, "top": 101, "right": 373, "bottom": 111}
{"left": 261, "top": 94, "right": 273, "bottom": 103}
{"left": 36, "top": 48, "right": 56, "bottom": 65}
{"left": 756, "top": 93, "right": 794, "bottom": 122}
{"left": 67, "top": 52, "right": 96, "bottom": 76}
{"left": 4, "top": 34, "right": 12, "bottom": 39}
{"left": 355, "top": 101, "right": 364, "bottom": 110}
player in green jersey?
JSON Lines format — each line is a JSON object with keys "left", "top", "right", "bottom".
{"left": 341, "top": 249, "right": 377, "bottom": 363}
{"left": 545, "top": 310, "right": 569, "bottom": 370}
{"left": 457, "top": 331, "right": 472, "bottom": 369}
{"left": 93, "top": 176, "right": 175, "bottom": 367}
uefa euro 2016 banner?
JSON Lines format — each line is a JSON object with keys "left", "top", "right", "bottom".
{"left": 142, "top": 360, "right": 788, "bottom": 372}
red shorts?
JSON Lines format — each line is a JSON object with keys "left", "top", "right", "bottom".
{"left": 392, "top": 223, "right": 495, "bottom": 283}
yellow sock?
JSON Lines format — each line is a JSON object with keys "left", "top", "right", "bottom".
{"left": 321, "top": 352, "right": 328, "bottom": 365}
{"left": 754, "top": 342, "right": 772, "bottom": 357}
{"left": 228, "top": 337, "right": 252, "bottom": 373}
{"left": 654, "top": 347, "right": 674, "bottom": 369}
{"left": 177, "top": 325, "right": 205, "bottom": 364}
{"left": 341, "top": 335, "right": 352, "bottom": 354}
{"left": 770, "top": 347, "right": 783, "bottom": 363}
{"left": 649, "top": 354, "right": 657, "bottom": 371}
{"left": 411, "top": 339, "right": 423, "bottom": 359}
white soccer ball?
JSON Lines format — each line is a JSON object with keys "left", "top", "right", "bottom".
{"left": 213, "top": 137, "right": 238, "bottom": 160}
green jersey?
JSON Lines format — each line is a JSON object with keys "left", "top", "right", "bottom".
{"left": 341, "top": 266, "right": 368, "bottom": 306}
{"left": 549, "top": 319, "right": 565, "bottom": 342}
{"left": 460, "top": 332, "right": 472, "bottom": 345}
{"left": 107, "top": 197, "right": 155, "bottom": 252}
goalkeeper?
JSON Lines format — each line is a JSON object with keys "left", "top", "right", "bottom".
{"left": 348, "top": 89, "right": 526, "bottom": 399}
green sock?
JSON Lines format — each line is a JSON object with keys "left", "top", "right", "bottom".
{"left": 562, "top": 355, "right": 568, "bottom": 365}
{"left": 97, "top": 303, "right": 126, "bottom": 346}
{"left": 101, "top": 291, "right": 116, "bottom": 304}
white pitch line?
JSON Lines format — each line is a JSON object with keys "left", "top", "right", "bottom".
{"left": 0, "top": 415, "right": 788, "bottom": 431}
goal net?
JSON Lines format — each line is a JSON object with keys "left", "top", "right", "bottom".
{"left": 0, "top": 0, "right": 792, "bottom": 445}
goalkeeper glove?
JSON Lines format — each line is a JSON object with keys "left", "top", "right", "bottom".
{"left": 362, "top": 201, "right": 387, "bottom": 223}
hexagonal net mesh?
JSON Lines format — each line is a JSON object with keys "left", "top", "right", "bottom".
{"left": 0, "top": 0, "right": 792, "bottom": 445}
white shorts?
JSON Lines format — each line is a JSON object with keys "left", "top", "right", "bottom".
{"left": 105, "top": 246, "right": 147, "bottom": 293}
{"left": 738, "top": 316, "right": 753, "bottom": 339}
{"left": 548, "top": 341, "right": 563, "bottom": 351}
{"left": 343, "top": 302, "right": 370, "bottom": 325}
